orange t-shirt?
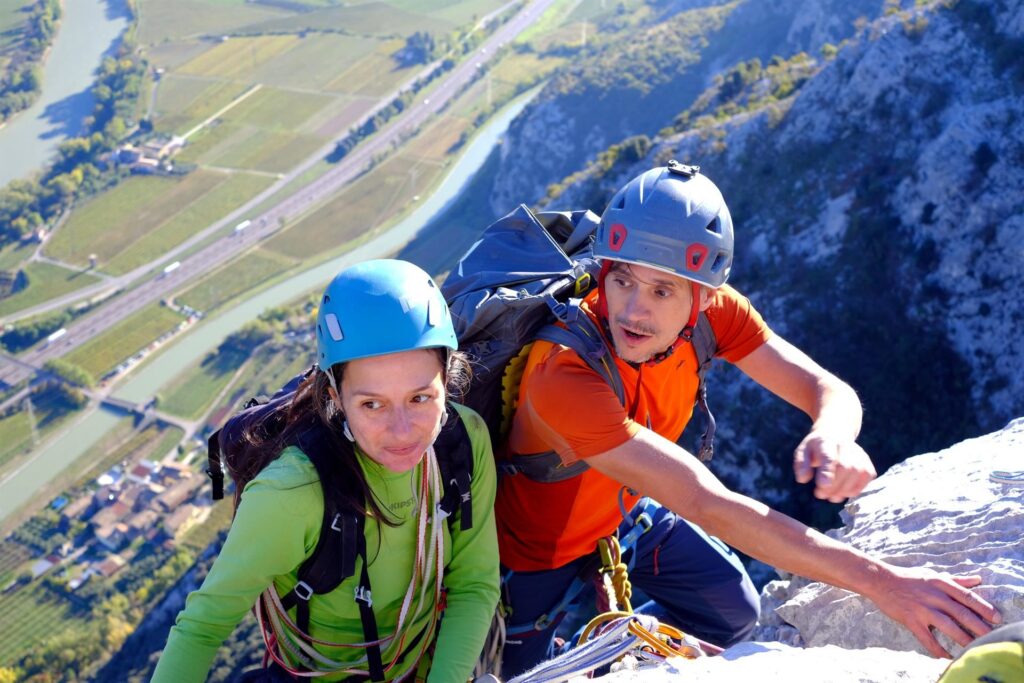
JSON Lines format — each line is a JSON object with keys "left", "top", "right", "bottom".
{"left": 495, "top": 284, "right": 772, "bottom": 571}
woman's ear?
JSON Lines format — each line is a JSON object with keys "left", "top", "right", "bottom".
{"left": 327, "top": 385, "right": 343, "bottom": 412}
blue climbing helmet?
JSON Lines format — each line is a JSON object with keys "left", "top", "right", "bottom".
{"left": 594, "top": 161, "right": 734, "bottom": 289}
{"left": 315, "top": 259, "right": 457, "bottom": 380}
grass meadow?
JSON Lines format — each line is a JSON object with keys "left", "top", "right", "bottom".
{"left": 177, "top": 247, "right": 297, "bottom": 313}
{"left": 174, "top": 86, "right": 335, "bottom": 173}
{"left": 322, "top": 40, "right": 419, "bottom": 97}
{"left": 0, "top": 240, "right": 35, "bottom": 271}
{"left": 64, "top": 304, "right": 185, "bottom": 379}
{"left": 241, "top": 3, "right": 452, "bottom": 38}
{"left": 44, "top": 171, "right": 273, "bottom": 274}
{"left": 0, "top": 385, "right": 91, "bottom": 487}
{"left": 264, "top": 152, "right": 441, "bottom": 260}
{"left": 0, "top": 262, "right": 100, "bottom": 317}
{"left": 158, "top": 351, "right": 244, "bottom": 421}
{"left": 177, "top": 34, "right": 299, "bottom": 81}
{"left": 135, "top": 0, "right": 285, "bottom": 45}
{"left": 103, "top": 172, "right": 274, "bottom": 275}
{"left": 152, "top": 76, "right": 252, "bottom": 134}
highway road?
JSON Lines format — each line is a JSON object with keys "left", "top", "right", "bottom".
{"left": 0, "top": 0, "right": 556, "bottom": 388}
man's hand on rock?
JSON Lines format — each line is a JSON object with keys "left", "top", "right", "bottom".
{"left": 871, "top": 566, "right": 1001, "bottom": 658}
{"left": 794, "top": 431, "right": 876, "bottom": 502}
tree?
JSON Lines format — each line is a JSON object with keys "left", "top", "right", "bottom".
{"left": 43, "top": 358, "right": 95, "bottom": 388}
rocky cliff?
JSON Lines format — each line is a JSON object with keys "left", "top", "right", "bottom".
{"left": 589, "top": 417, "right": 1024, "bottom": 682}
{"left": 489, "top": 0, "right": 889, "bottom": 217}
{"left": 537, "top": 0, "right": 1024, "bottom": 520}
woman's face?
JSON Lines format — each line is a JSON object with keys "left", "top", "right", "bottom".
{"left": 333, "top": 348, "right": 446, "bottom": 473}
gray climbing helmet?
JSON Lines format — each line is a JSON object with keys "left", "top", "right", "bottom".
{"left": 594, "top": 161, "right": 734, "bottom": 288}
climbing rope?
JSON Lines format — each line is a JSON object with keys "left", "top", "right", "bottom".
{"left": 596, "top": 536, "right": 632, "bottom": 614}
{"left": 255, "top": 447, "right": 447, "bottom": 678}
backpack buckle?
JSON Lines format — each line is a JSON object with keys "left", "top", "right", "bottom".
{"left": 354, "top": 586, "right": 373, "bottom": 607}
{"left": 544, "top": 293, "right": 579, "bottom": 324}
{"left": 435, "top": 503, "right": 452, "bottom": 521}
{"left": 293, "top": 580, "right": 314, "bottom": 601}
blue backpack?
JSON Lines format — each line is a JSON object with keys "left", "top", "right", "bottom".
{"left": 441, "top": 204, "right": 718, "bottom": 482}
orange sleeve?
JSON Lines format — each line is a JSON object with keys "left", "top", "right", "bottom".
{"left": 708, "top": 284, "right": 774, "bottom": 363}
{"left": 518, "top": 351, "right": 642, "bottom": 464}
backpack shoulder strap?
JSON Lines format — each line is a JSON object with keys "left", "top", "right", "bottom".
{"left": 434, "top": 404, "right": 474, "bottom": 532}
{"left": 279, "top": 422, "right": 361, "bottom": 630}
{"left": 504, "top": 300, "right": 625, "bottom": 483}
{"left": 691, "top": 312, "right": 718, "bottom": 462}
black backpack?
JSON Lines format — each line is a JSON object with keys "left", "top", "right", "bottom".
{"left": 205, "top": 366, "right": 474, "bottom": 680}
{"left": 441, "top": 205, "right": 719, "bottom": 480}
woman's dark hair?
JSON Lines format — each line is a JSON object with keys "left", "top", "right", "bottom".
{"left": 227, "top": 348, "right": 471, "bottom": 526}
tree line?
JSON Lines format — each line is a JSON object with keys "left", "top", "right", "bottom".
{"left": 0, "top": 0, "right": 61, "bottom": 123}
{"left": 0, "top": 40, "right": 145, "bottom": 245}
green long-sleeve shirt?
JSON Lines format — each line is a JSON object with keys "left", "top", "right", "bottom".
{"left": 152, "top": 404, "right": 498, "bottom": 682}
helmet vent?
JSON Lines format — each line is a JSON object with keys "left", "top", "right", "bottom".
{"left": 705, "top": 218, "right": 721, "bottom": 235}
{"left": 323, "top": 294, "right": 331, "bottom": 304}
{"left": 710, "top": 253, "right": 727, "bottom": 273}
{"left": 427, "top": 298, "right": 440, "bottom": 326}
{"left": 614, "top": 194, "right": 626, "bottom": 209}
{"left": 324, "top": 313, "right": 344, "bottom": 341}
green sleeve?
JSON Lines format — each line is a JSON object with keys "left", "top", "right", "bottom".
{"left": 428, "top": 405, "right": 500, "bottom": 683}
{"left": 151, "top": 452, "right": 321, "bottom": 683}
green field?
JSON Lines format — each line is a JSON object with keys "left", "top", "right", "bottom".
{"left": 104, "top": 172, "right": 275, "bottom": 275}
{"left": 159, "top": 351, "right": 246, "bottom": 421}
{"left": 242, "top": 3, "right": 453, "bottom": 37}
{"left": 177, "top": 34, "right": 299, "bottom": 81}
{"left": 0, "top": 240, "right": 34, "bottom": 271}
{"left": 136, "top": 0, "right": 286, "bottom": 45}
{"left": 401, "top": 112, "right": 472, "bottom": 163}
{"left": 323, "top": 41, "right": 420, "bottom": 97}
{"left": 177, "top": 247, "right": 297, "bottom": 313}
{"left": 0, "top": 539, "right": 31, "bottom": 585}
{"left": 174, "top": 86, "right": 334, "bottom": 173}
{"left": 265, "top": 152, "right": 443, "bottom": 260}
{"left": 103, "top": 422, "right": 184, "bottom": 465}
{"left": 64, "top": 304, "right": 185, "bottom": 379}
{"left": 152, "top": 76, "right": 252, "bottom": 135}
{"left": 0, "top": 262, "right": 100, "bottom": 316}
{"left": 145, "top": 39, "right": 211, "bottom": 71}
{"left": 0, "top": 386, "right": 90, "bottom": 485}
{"left": 0, "top": 585, "right": 87, "bottom": 665}
{"left": 245, "top": 34, "right": 377, "bottom": 91}
{"left": 45, "top": 170, "right": 272, "bottom": 273}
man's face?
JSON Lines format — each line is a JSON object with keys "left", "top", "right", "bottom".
{"left": 602, "top": 262, "right": 695, "bottom": 363}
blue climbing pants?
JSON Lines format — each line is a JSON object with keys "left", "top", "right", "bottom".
{"left": 500, "top": 499, "right": 760, "bottom": 677}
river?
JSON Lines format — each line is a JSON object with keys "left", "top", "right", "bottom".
{"left": 0, "top": 88, "right": 537, "bottom": 521}
{"left": 0, "top": 0, "right": 130, "bottom": 188}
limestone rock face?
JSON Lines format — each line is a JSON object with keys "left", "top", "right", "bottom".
{"left": 584, "top": 642, "right": 947, "bottom": 682}
{"left": 754, "top": 417, "right": 1024, "bottom": 654}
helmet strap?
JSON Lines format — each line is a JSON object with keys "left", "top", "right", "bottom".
{"left": 681, "top": 281, "right": 701, "bottom": 340}
{"left": 596, "top": 260, "right": 612, "bottom": 320}
{"left": 323, "top": 365, "right": 339, "bottom": 395}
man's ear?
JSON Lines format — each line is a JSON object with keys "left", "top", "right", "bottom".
{"left": 698, "top": 285, "right": 714, "bottom": 312}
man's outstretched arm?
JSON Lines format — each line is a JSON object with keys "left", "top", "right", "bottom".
{"left": 734, "top": 334, "right": 876, "bottom": 501}
{"left": 586, "top": 429, "right": 1001, "bottom": 657}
